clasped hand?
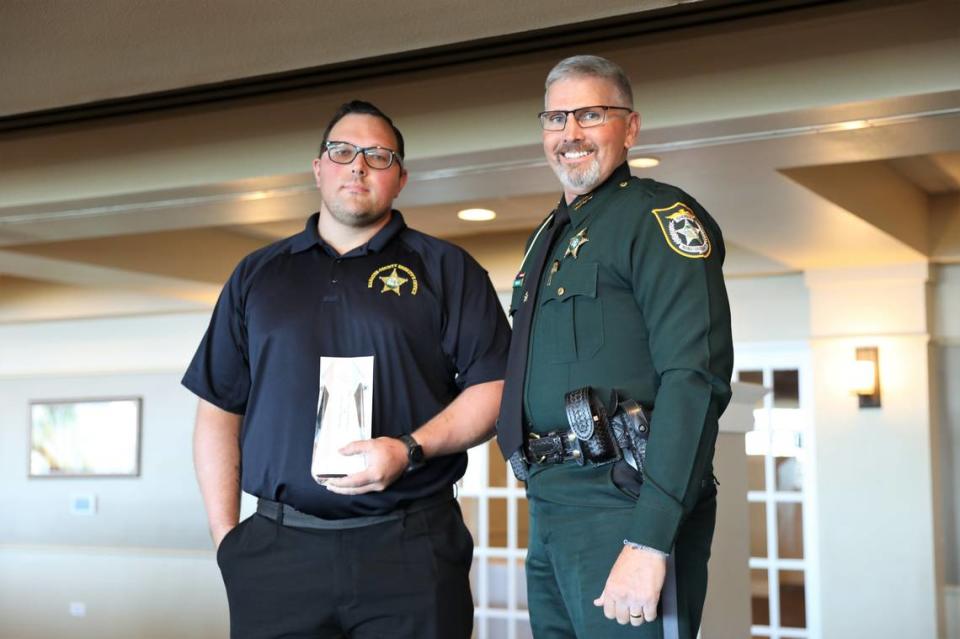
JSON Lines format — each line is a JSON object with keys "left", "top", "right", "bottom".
{"left": 322, "top": 437, "right": 408, "bottom": 495}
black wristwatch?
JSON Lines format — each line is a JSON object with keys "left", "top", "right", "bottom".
{"left": 397, "top": 434, "right": 425, "bottom": 472}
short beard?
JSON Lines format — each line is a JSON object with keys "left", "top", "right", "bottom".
{"left": 324, "top": 201, "right": 391, "bottom": 228}
{"left": 552, "top": 155, "right": 602, "bottom": 193}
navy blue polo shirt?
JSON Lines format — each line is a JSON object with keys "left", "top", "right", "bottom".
{"left": 183, "top": 211, "right": 510, "bottom": 518}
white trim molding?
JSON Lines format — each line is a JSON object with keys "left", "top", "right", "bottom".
{"left": 947, "top": 585, "right": 960, "bottom": 639}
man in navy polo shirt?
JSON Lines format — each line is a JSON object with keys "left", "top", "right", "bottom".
{"left": 184, "top": 100, "right": 510, "bottom": 639}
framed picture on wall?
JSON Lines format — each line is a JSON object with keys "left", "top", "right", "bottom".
{"left": 28, "top": 397, "right": 142, "bottom": 478}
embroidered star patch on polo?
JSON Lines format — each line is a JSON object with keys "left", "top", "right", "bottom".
{"left": 367, "top": 264, "right": 419, "bottom": 295}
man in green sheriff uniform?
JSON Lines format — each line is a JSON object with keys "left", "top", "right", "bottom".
{"left": 496, "top": 56, "right": 733, "bottom": 638}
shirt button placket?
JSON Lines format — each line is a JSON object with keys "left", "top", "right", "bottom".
{"left": 323, "top": 259, "right": 342, "bottom": 303}
{"left": 331, "top": 258, "right": 341, "bottom": 285}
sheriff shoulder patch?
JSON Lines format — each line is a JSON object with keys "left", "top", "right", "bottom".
{"left": 651, "top": 202, "right": 712, "bottom": 259}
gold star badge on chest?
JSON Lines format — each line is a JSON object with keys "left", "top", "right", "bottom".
{"left": 379, "top": 267, "right": 409, "bottom": 295}
{"left": 564, "top": 228, "right": 590, "bottom": 259}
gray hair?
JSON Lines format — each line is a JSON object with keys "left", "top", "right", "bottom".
{"left": 544, "top": 55, "right": 634, "bottom": 107}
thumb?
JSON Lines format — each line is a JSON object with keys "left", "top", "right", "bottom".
{"left": 593, "top": 594, "right": 605, "bottom": 607}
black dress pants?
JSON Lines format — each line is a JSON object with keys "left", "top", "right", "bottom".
{"left": 216, "top": 500, "right": 474, "bottom": 639}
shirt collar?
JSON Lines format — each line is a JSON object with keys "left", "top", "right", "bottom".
{"left": 563, "top": 162, "right": 633, "bottom": 224}
{"left": 290, "top": 210, "right": 408, "bottom": 256}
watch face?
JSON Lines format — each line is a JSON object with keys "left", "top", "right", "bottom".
{"left": 409, "top": 444, "right": 424, "bottom": 464}
{"left": 402, "top": 435, "right": 424, "bottom": 466}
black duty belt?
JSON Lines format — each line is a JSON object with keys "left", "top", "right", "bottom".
{"left": 256, "top": 486, "right": 454, "bottom": 530}
{"left": 524, "top": 429, "right": 583, "bottom": 465}
{"left": 509, "top": 386, "right": 651, "bottom": 482}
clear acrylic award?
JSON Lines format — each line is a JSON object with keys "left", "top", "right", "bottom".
{"left": 311, "top": 356, "right": 374, "bottom": 481}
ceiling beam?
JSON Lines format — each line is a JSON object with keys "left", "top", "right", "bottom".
{"left": 0, "top": 0, "right": 859, "bottom": 131}
{"left": 781, "top": 161, "right": 931, "bottom": 255}
{"left": 0, "top": 250, "right": 219, "bottom": 305}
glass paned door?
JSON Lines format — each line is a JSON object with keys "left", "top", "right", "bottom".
{"left": 460, "top": 439, "right": 532, "bottom": 639}
{"left": 737, "top": 344, "right": 818, "bottom": 639}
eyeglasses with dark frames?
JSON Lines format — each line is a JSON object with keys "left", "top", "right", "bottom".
{"left": 538, "top": 105, "right": 633, "bottom": 131}
{"left": 321, "top": 141, "right": 401, "bottom": 170}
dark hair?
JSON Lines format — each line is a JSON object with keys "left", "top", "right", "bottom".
{"left": 319, "top": 100, "right": 405, "bottom": 161}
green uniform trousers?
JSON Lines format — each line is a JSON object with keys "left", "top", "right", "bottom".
{"left": 526, "top": 468, "right": 717, "bottom": 639}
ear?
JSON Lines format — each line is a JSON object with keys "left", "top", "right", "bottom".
{"left": 397, "top": 166, "right": 409, "bottom": 192}
{"left": 312, "top": 157, "right": 323, "bottom": 188}
{"left": 624, "top": 111, "right": 640, "bottom": 149}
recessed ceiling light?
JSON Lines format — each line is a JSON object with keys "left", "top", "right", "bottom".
{"left": 628, "top": 156, "right": 660, "bottom": 168}
{"left": 457, "top": 208, "right": 496, "bottom": 221}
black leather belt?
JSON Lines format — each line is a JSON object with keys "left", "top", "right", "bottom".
{"left": 256, "top": 486, "right": 454, "bottom": 530}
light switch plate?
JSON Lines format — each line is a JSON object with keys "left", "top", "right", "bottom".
{"left": 70, "top": 494, "right": 97, "bottom": 515}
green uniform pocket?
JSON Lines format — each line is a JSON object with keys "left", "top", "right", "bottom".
{"left": 538, "top": 262, "right": 603, "bottom": 363}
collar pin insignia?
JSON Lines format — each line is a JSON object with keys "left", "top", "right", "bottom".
{"left": 572, "top": 194, "right": 593, "bottom": 211}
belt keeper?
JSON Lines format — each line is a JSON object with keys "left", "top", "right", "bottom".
{"left": 528, "top": 432, "right": 548, "bottom": 464}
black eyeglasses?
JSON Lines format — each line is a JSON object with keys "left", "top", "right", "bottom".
{"left": 538, "top": 105, "right": 633, "bottom": 131}
{"left": 321, "top": 141, "right": 401, "bottom": 170}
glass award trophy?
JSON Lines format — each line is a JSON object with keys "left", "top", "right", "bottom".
{"left": 311, "top": 356, "right": 373, "bottom": 481}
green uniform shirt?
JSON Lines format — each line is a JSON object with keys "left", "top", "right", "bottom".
{"left": 509, "top": 162, "right": 733, "bottom": 553}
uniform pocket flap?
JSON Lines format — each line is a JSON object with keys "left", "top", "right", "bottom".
{"left": 540, "top": 262, "right": 598, "bottom": 304}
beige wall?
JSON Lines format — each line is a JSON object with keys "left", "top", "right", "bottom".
{"left": 0, "top": 313, "right": 222, "bottom": 638}
{"left": 0, "top": 547, "right": 227, "bottom": 639}
{"left": 934, "top": 264, "right": 960, "bottom": 588}
{"left": 0, "top": 371, "right": 207, "bottom": 549}
{"left": 806, "top": 264, "right": 942, "bottom": 638}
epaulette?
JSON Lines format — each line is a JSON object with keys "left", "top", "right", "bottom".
{"left": 619, "top": 176, "right": 657, "bottom": 200}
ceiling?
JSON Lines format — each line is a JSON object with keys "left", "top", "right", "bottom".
{"left": 0, "top": 0, "right": 708, "bottom": 118}
{"left": 1, "top": 0, "right": 958, "bottom": 322}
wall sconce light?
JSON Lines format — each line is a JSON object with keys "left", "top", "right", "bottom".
{"left": 852, "top": 346, "right": 881, "bottom": 408}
